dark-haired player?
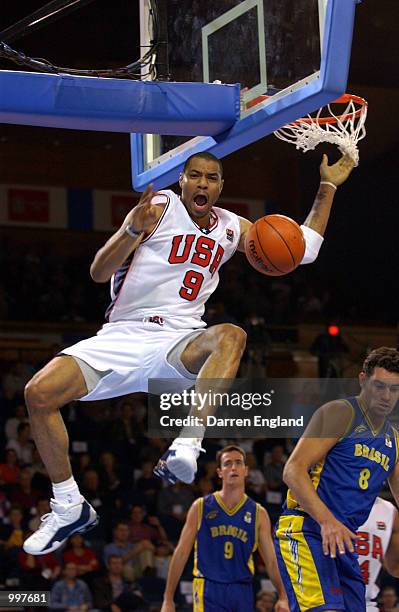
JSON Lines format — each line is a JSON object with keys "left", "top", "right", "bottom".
{"left": 23, "top": 151, "right": 354, "bottom": 555}
{"left": 275, "top": 347, "right": 399, "bottom": 612}
{"left": 161, "top": 445, "right": 289, "bottom": 612}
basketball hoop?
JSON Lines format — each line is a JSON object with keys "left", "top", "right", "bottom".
{"left": 247, "top": 93, "right": 368, "bottom": 166}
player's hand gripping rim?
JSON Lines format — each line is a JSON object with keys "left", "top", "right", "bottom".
{"left": 320, "top": 516, "right": 360, "bottom": 558}
{"left": 320, "top": 153, "right": 355, "bottom": 187}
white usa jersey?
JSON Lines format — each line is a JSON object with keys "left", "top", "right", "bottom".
{"left": 105, "top": 190, "right": 241, "bottom": 330}
{"left": 356, "top": 496, "right": 396, "bottom": 609}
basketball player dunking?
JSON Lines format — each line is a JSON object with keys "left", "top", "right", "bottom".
{"left": 23, "top": 151, "right": 354, "bottom": 555}
{"left": 161, "top": 445, "right": 290, "bottom": 612}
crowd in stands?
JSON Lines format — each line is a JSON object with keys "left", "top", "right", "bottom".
{"left": 0, "top": 359, "right": 398, "bottom": 611}
{"left": 0, "top": 231, "right": 397, "bottom": 609}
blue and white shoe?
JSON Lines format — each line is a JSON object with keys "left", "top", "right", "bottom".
{"left": 23, "top": 496, "right": 98, "bottom": 555}
{"left": 153, "top": 439, "right": 205, "bottom": 484}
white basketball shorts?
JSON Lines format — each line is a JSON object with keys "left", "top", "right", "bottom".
{"left": 61, "top": 319, "right": 203, "bottom": 401}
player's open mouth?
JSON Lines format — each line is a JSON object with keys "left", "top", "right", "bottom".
{"left": 193, "top": 194, "right": 208, "bottom": 207}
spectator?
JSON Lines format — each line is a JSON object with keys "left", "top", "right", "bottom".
{"left": 201, "top": 460, "right": 219, "bottom": 488}
{"left": 6, "top": 422, "right": 34, "bottom": 465}
{"left": 379, "top": 586, "right": 399, "bottom": 611}
{"left": 50, "top": 562, "right": 92, "bottom": 611}
{"left": 28, "top": 498, "right": 50, "bottom": 532}
{"left": 264, "top": 445, "right": 286, "bottom": 493}
{"left": 9, "top": 468, "right": 41, "bottom": 512}
{"left": 4, "top": 403, "right": 29, "bottom": 441}
{"left": 0, "top": 505, "right": 25, "bottom": 548}
{"left": 0, "top": 448, "right": 20, "bottom": 487}
{"left": 92, "top": 555, "right": 146, "bottom": 611}
{"left": 63, "top": 533, "right": 100, "bottom": 579}
{"left": 157, "top": 483, "right": 195, "bottom": 542}
{"left": 18, "top": 543, "right": 61, "bottom": 589}
{"left": 98, "top": 451, "right": 122, "bottom": 493}
{"left": 110, "top": 399, "right": 145, "bottom": 449}
{"left": 138, "top": 437, "right": 168, "bottom": 466}
{"left": 135, "top": 460, "right": 162, "bottom": 511}
{"left": 2, "top": 362, "right": 32, "bottom": 403}
{"left": 29, "top": 446, "right": 51, "bottom": 494}
{"left": 0, "top": 506, "right": 25, "bottom": 581}
{"left": 245, "top": 452, "right": 266, "bottom": 499}
{"left": 104, "top": 521, "right": 154, "bottom": 581}
{"left": 80, "top": 468, "right": 105, "bottom": 513}
{"left": 264, "top": 445, "right": 287, "bottom": 523}
{"left": 0, "top": 489, "right": 11, "bottom": 523}
{"left": 74, "top": 453, "right": 93, "bottom": 481}
{"left": 129, "top": 505, "right": 169, "bottom": 547}
{"left": 196, "top": 477, "right": 214, "bottom": 497}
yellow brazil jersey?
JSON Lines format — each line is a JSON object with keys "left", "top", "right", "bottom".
{"left": 194, "top": 492, "right": 259, "bottom": 583}
{"left": 285, "top": 396, "right": 399, "bottom": 531}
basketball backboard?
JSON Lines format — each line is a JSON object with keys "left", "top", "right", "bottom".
{"left": 132, "top": 0, "right": 361, "bottom": 190}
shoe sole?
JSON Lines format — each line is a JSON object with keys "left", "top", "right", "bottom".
{"left": 23, "top": 516, "right": 99, "bottom": 556}
{"left": 166, "top": 457, "right": 196, "bottom": 484}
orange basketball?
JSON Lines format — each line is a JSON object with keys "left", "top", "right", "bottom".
{"left": 245, "top": 214, "right": 306, "bottom": 276}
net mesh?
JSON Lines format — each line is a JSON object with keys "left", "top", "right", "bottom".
{"left": 273, "top": 94, "right": 368, "bottom": 165}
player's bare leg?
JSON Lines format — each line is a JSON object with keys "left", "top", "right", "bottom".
{"left": 23, "top": 356, "right": 98, "bottom": 555}
{"left": 154, "top": 324, "right": 247, "bottom": 483}
{"left": 25, "top": 356, "right": 88, "bottom": 482}
{"left": 181, "top": 322, "right": 247, "bottom": 416}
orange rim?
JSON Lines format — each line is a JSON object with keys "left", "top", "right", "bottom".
{"left": 246, "top": 93, "right": 368, "bottom": 125}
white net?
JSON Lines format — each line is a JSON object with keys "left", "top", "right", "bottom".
{"left": 273, "top": 94, "right": 368, "bottom": 166}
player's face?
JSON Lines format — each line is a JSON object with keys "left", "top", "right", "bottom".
{"left": 179, "top": 158, "right": 224, "bottom": 224}
{"left": 359, "top": 367, "right": 399, "bottom": 418}
{"left": 217, "top": 451, "right": 248, "bottom": 485}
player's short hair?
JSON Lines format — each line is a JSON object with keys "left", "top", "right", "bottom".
{"left": 216, "top": 445, "right": 246, "bottom": 468}
{"left": 183, "top": 152, "right": 223, "bottom": 177}
{"left": 362, "top": 347, "right": 399, "bottom": 377}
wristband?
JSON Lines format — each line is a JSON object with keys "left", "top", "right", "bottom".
{"left": 125, "top": 224, "right": 140, "bottom": 238}
{"left": 320, "top": 181, "right": 337, "bottom": 191}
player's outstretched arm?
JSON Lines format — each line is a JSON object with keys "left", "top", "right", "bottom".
{"left": 236, "top": 217, "right": 253, "bottom": 253}
{"left": 302, "top": 153, "right": 354, "bottom": 236}
{"left": 161, "top": 500, "right": 200, "bottom": 612}
{"left": 384, "top": 506, "right": 399, "bottom": 577}
{"left": 283, "top": 400, "right": 359, "bottom": 557}
{"left": 90, "top": 183, "right": 164, "bottom": 283}
{"left": 257, "top": 507, "right": 289, "bottom": 612}
{"left": 299, "top": 153, "right": 355, "bottom": 264}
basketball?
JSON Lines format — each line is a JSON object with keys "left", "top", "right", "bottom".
{"left": 245, "top": 215, "right": 306, "bottom": 276}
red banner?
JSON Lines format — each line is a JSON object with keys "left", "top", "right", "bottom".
{"left": 8, "top": 189, "right": 50, "bottom": 223}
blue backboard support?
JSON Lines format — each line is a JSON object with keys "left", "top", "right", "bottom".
{"left": 0, "top": 73, "right": 240, "bottom": 135}
{"left": 131, "top": 0, "right": 360, "bottom": 191}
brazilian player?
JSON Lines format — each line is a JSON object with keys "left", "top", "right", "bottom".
{"left": 161, "top": 445, "right": 289, "bottom": 612}
{"left": 274, "top": 346, "right": 399, "bottom": 612}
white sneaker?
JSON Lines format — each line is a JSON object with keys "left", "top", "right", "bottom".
{"left": 23, "top": 496, "right": 98, "bottom": 555}
{"left": 165, "top": 439, "right": 205, "bottom": 484}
